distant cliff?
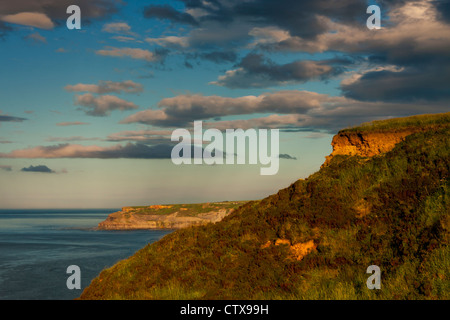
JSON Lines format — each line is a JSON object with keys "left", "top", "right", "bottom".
{"left": 97, "top": 202, "right": 247, "bottom": 230}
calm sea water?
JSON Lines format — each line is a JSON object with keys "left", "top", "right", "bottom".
{"left": 0, "top": 209, "right": 172, "bottom": 300}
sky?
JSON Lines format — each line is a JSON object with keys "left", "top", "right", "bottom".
{"left": 0, "top": 0, "right": 449, "bottom": 208}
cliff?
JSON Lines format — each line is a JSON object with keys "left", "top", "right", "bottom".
{"left": 80, "top": 112, "right": 449, "bottom": 300}
{"left": 97, "top": 202, "right": 247, "bottom": 230}
{"left": 322, "top": 128, "right": 421, "bottom": 167}
{"left": 323, "top": 113, "right": 450, "bottom": 166}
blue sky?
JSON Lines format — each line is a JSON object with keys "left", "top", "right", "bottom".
{"left": 0, "top": 0, "right": 449, "bottom": 208}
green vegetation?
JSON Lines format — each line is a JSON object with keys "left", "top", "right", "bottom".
{"left": 80, "top": 113, "right": 449, "bottom": 300}
{"left": 341, "top": 112, "right": 450, "bottom": 133}
{"left": 123, "top": 201, "right": 248, "bottom": 217}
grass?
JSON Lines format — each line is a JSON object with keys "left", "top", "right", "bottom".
{"left": 341, "top": 111, "right": 450, "bottom": 133}
{"left": 124, "top": 201, "right": 248, "bottom": 217}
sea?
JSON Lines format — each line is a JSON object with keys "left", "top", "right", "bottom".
{"left": 0, "top": 209, "right": 173, "bottom": 300}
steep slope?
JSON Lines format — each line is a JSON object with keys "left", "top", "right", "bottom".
{"left": 79, "top": 112, "right": 449, "bottom": 300}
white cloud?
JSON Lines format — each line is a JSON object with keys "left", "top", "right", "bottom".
{"left": 0, "top": 143, "right": 174, "bottom": 159}
{"left": 25, "top": 32, "right": 46, "bottom": 43}
{"left": 248, "top": 26, "right": 290, "bottom": 48}
{"left": 102, "top": 22, "right": 138, "bottom": 37}
{"left": 56, "top": 121, "right": 89, "bottom": 126}
{"left": 256, "top": 2, "right": 450, "bottom": 56}
{"left": 74, "top": 94, "right": 138, "bottom": 116}
{"left": 119, "top": 89, "right": 450, "bottom": 131}
{"left": 65, "top": 80, "right": 143, "bottom": 94}
{"left": 146, "top": 36, "right": 189, "bottom": 48}
{"left": 95, "top": 47, "right": 157, "bottom": 61}
{"left": 120, "top": 91, "right": 324, "bottom": 127}
{"left": 0, "top": 12, "right": 54, "bottom": 29}
{"left": 340, "top": 65, "right": 405, "bottom": 86}
{"left": 111, "top": 36, "right": 142, "bottom": 43}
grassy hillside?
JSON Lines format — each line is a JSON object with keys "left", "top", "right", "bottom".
{"left": 341, "top": 112, "right": 450, "bottom": 133}
{"left": 79, "top": 113, "right": 449, "bottom": 300}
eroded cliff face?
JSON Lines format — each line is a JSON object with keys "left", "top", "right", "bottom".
{"left": 322, "top": 128, "right": 424, "bottom": 167}
{"left": 97, "top": 202, "right": 245, "bottom": 230}
{"left": 98, "top": 208, "right": 231, "bottom": 230}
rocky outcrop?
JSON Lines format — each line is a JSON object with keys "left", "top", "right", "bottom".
{"left": 97, "top": 204, "right": 240, "bottom": 230}
{"left": 322, "top": 127, "right": 424, "bottom": 167}
{"left": 261, "top": 239, "right": 317, "bottom": 261}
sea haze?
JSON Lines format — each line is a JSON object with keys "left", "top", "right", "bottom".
{"left": 0, "top": 209, "right": 172, "bottom": 300}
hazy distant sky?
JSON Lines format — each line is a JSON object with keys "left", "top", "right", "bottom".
{"left": 1, "top": 0, "right": 449, "bottom": 208}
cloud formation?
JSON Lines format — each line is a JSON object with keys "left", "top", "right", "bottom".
{"left": 0, "top": 0, "right": 120, "bottom": 39}
{"left": 95, "top": 47, "right": 158, "bottom": 62}
{"left": 106, "top": 129, "right": 173, "bottom": 145}
{"left": 198, "top": 51, "right": 238, "bottom": 64}
{"left": 102, "top": 22, "right": 136, "bottom": 36}
{"left": 0, "top": 12, "right": 54, "bottom": 29}
{"left": 74, "top": 93, "right": 138, "bottom": 117}
{"left": 143, "top": 4, "right": 199, "bottom": 26}
{"left": 24, "top": 32, "right": 46, "bottom": 43}
{"left": 0, "top": 0, "right": 119, "bottom": 23}
{"left": 0, "top": 115, "right": 27, "bottom": 122}
{"left": 121, "top": 89, "right": 450, "bottom": 132}
{"left": 145, "top": 36, "right": 189, "bottom": 49}
{"left": 0, "top": 143, "right": 174, "bottom": 159}
{"left": 141, "top": 1, "right": 450, "bottom": 103}
{"left": 202, "top": 114, "right": 307, "bottom": 131}
{"left": 1, "top": 0, "right": 448, "bottom": 169}
{"left": 211, "top": 53, "right": 344, "bottom": 88}
{"left": 143, "top": 0, "right": 365, "bottom": 39}
{"left": 56, "top": 121, "right": 89, "bottom": 126}
{"left": 279, "top": 154, "right": 297, "bottom": 160}
{"left": 245, "top": 1, "right": 450, "bottom": 102}
{"left": 65, "top": 80, "right": 143, "bottom": 94}
{"left": 121, "top": 91, "right": 326, "bottom": 127}
{"left": 21, "top": 165, "right": 55, "bottom": 173}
